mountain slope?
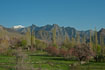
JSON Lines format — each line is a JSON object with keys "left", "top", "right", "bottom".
{"left": 13, "top": 24, "right": 95, "bottom": 43}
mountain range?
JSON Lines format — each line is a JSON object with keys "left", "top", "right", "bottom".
{"left": 0, "top": 24, "right": 105, "bottom": 44}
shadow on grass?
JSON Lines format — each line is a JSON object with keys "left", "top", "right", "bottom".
{"left": 42, "top": 57, "right": 72, "bottom": 61}
{"left": 30, "top": 54, "right": 74, "bottom": 62}
{"left": 30, "top": 54, "right": 52, "bottom": 57}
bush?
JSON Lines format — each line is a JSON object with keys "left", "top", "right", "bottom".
{"left": 68, "top": 44, "right": 94, "bottom": 61}
{"left": 46, "top": 46, "right": 59, "bottom": 56}
{"left": 59, "top": 48, "right": 67, "bottom": 57}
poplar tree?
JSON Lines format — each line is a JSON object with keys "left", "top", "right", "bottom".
{"left": 64, "top": 32, "right": 70, "bottom": 44}
{"left": 89, "top": 31, "right": 93, "bottom": 49}
{"left": 82, "top": 35, "right": 86, "bottom": 44}
{"left": 25, "top": 28, "right": 31, "bottom": 47}
{"left": 94, "top": 27, "right": 101, "bottom": 62}
{"left": 71, "top": 37, "right": 75, "bottom": 47}
{"left": 71, "top": 30, "right": 75, "bottom": 47}
{"left": 94, "top": 27, "right": 98, "bottom": 54}
{"left": 52, "top": 28, "right": 56, "bottom": 45}
{"left": 100, "top": 34, "right": 104, "bottom": 61}
{"left": 31, "top": 25, "right": 36, "bottom": 50}
{"left": 76, "top": 31, "right": 80, "bottom": 44}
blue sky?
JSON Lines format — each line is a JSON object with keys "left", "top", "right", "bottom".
{"left": 0, "top": 0, "right": 105, "bottom": 30}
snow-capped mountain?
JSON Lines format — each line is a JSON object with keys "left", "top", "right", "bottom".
{"left": 13, "top": 25, "right": 25, "bottom": 29}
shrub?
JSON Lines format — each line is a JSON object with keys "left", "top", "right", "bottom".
{"left": 68, "top": 44, "right": 94, "bottom": 61}
{"left": 59, "top": 48, "right": 67, "bottom": 57}
{"left": 46, "top": 46, "right": 59, "bottom": 56}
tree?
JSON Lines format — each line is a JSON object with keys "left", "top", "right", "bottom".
{"left": 94, "top": 27, "right": 98, "bottom": 53}
{"left": 52, "top": 28, "right": 57, "bottom": 46}
{"left": 76, "top": 31, "right": 80, "bottom": 44}
{"left": 9, "top": 37, "right": 21, "bottom": 49}
{"left": 99, "top": 34, "right": 105, "bottom": 62}
{"left": 46, "top": 46, "right": 59, "bottom": 56}
{"left": 89, "top": 31, "right": 93, "bottom": 49}
{"left": 63, "top": 32, "right": 72, "bottom": 49}
{"left": 17, "top": 39, "right": 27, "bottom": 48}
{"left": 64, "top": 32, "right": 70, "bottom": 44}
{"left": 71, "top": 30, "right": 76, "bottom": 48}
{"left": 36, "top": 39, "right": 47, "bottom": 51}
{"left": 31, "top": 24, "right": 36, "bottom": 51}
{"left": 71, "top": 30, "right": 76, "bottom": 47}
{"left": 82, "top": 35, "right": 86, "bottom": 44}
{"left": 71, "top": 44, "right": 94, "bottom": 61}
{"left": 59, "top": 48, "right": 67, "bottom": 57}
{"left": 15, "top": 48, "right": 34, "bottom": 70}
{"left": 93, "top": 27, "right": 101, "bottom": 62}
{"left": 0, "top": 36, "right": 10, "bottom": 54}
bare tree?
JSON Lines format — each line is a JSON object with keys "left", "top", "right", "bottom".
{"left": 15, "top": 48, "right": 35, "bottom": 70}
{"left": 25, "top": 28, "right": 31, "bottom": 47}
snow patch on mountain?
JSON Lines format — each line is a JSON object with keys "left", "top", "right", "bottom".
{"left": 13, "top": 25, "right": 25, "bottom": 29}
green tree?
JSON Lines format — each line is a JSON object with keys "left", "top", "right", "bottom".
{"left": 71, "top": 37, "right": 75, "bottom": 47}
{"left": 52, "top": 28, "right": 57, "bottom": 47}
{"left": 76, "top": 31, "right": 80, "bottom": 44}
{"left": 20, "top": 40, "right": 27, "bottom": 48}
{"left": 31, "top": 25, "right": 36, "bottom": 51}
{"left": 36, "top": 39, "right": 47, "bottom": 51}
{"left": 94, "top": 27, "right": 98, "bottom": 54}
{"left": 89, "top": 31, "right": 93, "bottom": 49}
{"left": 99, "top": 34, "right": 105, "bottom": 61}
{"left": 93, "top": 27, "right": 102, "bottom": 62}
{"left": 64, "top": 32, "right": 70, "bottom": 44}
{"left": 82, "top": 35, "right": 86, "bottom": 44}
{"left": 25, "top": 28, "right": 31, "bottom": 47}
{"left": 71, "top": 30, "right": 76, "bottom": 47}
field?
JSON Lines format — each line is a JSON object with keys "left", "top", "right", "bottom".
{"left": 0, "top": 51, "right": 105, "bottom": 70}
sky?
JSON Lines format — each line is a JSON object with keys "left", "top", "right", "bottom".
{"left": 0, "top": 0, "right": 105, "bottom": 30}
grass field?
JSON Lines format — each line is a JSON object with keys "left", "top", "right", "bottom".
{"left": 0, "top": 51, "right": 105, "bottom": 70}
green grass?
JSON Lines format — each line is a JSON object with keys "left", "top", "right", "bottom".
{"left": 0, "top": 51, "right": 105, "bottom": 70}
{"left": 0, "top": 55, "right": 15, "bottom": 70}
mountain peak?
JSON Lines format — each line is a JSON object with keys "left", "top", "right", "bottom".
{"left": 13, "top": 25, "right": 25, "bottom": 29}
{"left": 53, "top": 24, "right": 59, "bottom": 27}
{"left": 100, "top": 28, "right": 105, "bottom": 31}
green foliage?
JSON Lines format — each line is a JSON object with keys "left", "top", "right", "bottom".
{"left": 52, "top": 43, "right": 58, "bottom": 48}
{"left": 17, "top": 40, "right": 27, "bottom": 48}
{"left": 76, "top": 31, "right": 80, "bottom": 44}
{"left": 97, "top": 45, "right": 101, "bottom": 55}
{"left": 36, "top": 40, "right": 47, "bottom": 51}
{"left": 1, "top": 51, "right": 105, "bottom": 70}
{"left": 25, "top": 28, "right": 31, "bottom": 46}
{"left": 92, "top": 44, "right": 101, "bottom": 55}
{"left": 21, "top": 40, "right": 27, "bottom": 47}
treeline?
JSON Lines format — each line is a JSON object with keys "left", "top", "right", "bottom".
{"left": 46, "top": 27, "right": 105, "bottom": 62}
{"left": 0, "top": 26, "right": 105, "bottom": 63}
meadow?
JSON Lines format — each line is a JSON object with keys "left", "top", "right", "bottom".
{"left": 0, "top": 51, "right": 105, "bottom": 70}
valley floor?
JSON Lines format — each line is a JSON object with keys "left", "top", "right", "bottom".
{"left": 0, "top": 51, "right": 105, "bottom": 70}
